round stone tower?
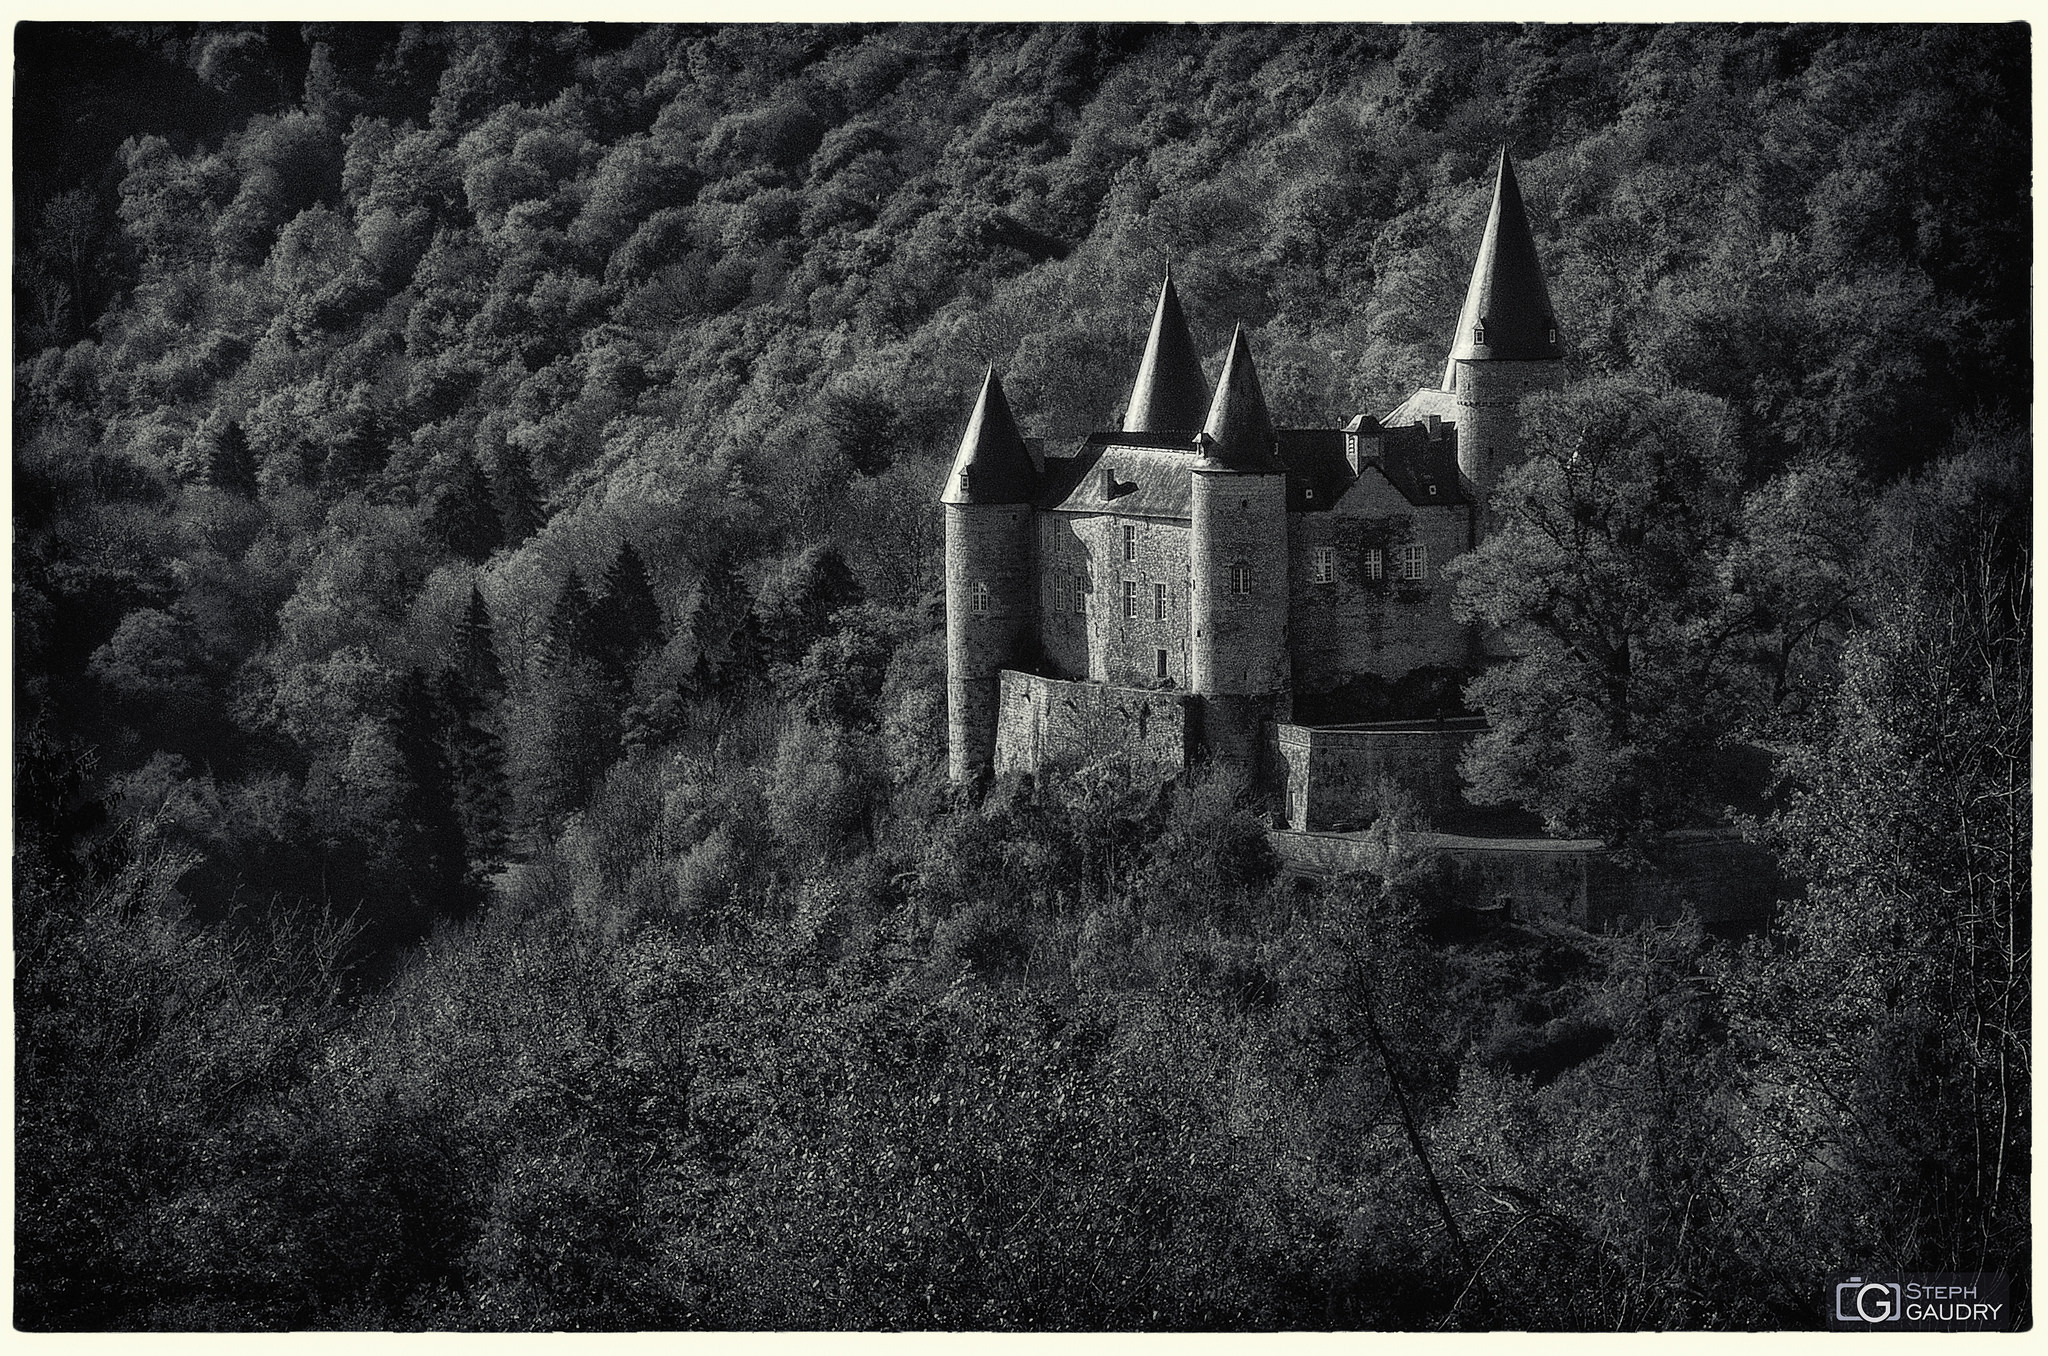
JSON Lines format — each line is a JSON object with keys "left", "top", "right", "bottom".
{"left": 1444, "top": 148, "right": 1566, "bottom": 515}
{"left": 1188, "top": 325, "right": 1290, "bottom": 777}
{"left": 942, "top": 368, "right": 1039, "bottom": 784}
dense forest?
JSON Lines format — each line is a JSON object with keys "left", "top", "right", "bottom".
{"left": 14, "top": 22, "right": 2030, "bottom": 1329}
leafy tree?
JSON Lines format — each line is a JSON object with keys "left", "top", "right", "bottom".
{"left": 1448, "top": 378, "right": 1751, "bottom": 842}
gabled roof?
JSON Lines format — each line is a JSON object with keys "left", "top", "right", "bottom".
{"left": 1122, "top": 268, "right": 1211, "bottom": 434}
{"left": 940, "top": 368, "right": 1038, "bottom": 505}
{"left": 1198, "top": 324, "right": 1282, "bottom": 473}
{"left": 1271, "top": 429, "right": 1468, "bottom": 512}
{"left": 1441, "top": 148, "right": 1563, "bottom": 387}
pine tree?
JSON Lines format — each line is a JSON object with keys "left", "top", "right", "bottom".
{"left": 591, "top": 540, "right": 665, "bottom": 693}
{"left": 542, "top": 570, "right": 598, "bottom": 669}
{"left": 453, "top": 583, "right": 505, "bottom": 697}
{"left": 204, "top": 415, "right": 260, "bottom": 497}
{"left": 387, "top": 669, "right": 480, "bottom": 931}
{"left": 489, "top": 444, "right": 546, "bottom": 546}
{"left": 432, "top": 666, "right": 510, "bottom": 877}
{"left": 429, "top": 451, "right": 505, "bottom": 564}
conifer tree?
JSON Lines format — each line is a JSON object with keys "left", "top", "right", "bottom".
{"left": 204, "top": 415, "right": 260, "bottom": 497}
{"left": 453, "top": 583, "right": 506, "bottom": 697}
{"left": 591, "top": 540, "right": 665, "bottom": 694}
{"left": 431, "top": 666, "right": 510, "bottom": 877}
{"left": 542, "top": 570, "right": 598, "bottom": 669}
{"left": 387, "top": 668, "right": 480, "bottom": 931}
{"left": 429, "top": 451, "right": 505, "bottom": 563}
{"left": 489, "top": 445, "right": 546, "bottom": 546}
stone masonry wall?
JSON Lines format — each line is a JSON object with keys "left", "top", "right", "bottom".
{"left": 1274, "top": 721, "right": 1480, "bottom": 829}
{"left": 994, "top": 670, "right": 1192, "bottom": 776}
{"left": 1038, "top": 511, "right": 1192, "bottom": 689}
{"left": 946, "top": 503, "right": 1036, "bottom": 781}
{"left": 1288, "top": 467, "right": 1475, "bottom": 693}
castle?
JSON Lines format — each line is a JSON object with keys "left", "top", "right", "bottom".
{"left": 942, "top": 149, "right": 1567, "bottom": 830}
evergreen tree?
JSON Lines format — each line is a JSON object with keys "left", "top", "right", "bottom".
{"left": 591, "top": 540, "right": 665, "bottom": 694}
{"left": 428, "top": 450, "right": 505, "bottom": 564}
{"left": 542, "top": 569, "right": 598, "bottom": 670}
{"left": 204, "top": 415, "right": 260, "bottom": 497}
{"left": 452, "top": 583, "right": 506, "bottom": 697}
{"left": 387, "top": 668, "right": 480, "bottom": 931}
{"left": 432, "top": 666, "right": 510, "bottom": 878}
{"left": 489, "top": 445, "right": 546, "bottom": 546}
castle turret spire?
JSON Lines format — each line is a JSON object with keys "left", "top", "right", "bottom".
{"left": 1441, "top": 148, "right": 1562, "bottom": 390}
{"left": 1198, "top": 324, "right": 1279, "bottom": 471}
{"left": 941, "top": 367, "right": 1037, "bottom": 505}
{"left": 1122, "top": 266, "right": 1211, "bottom": 433}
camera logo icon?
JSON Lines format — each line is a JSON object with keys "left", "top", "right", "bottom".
{"left": 1836, "top": 1277, "right": 1903, "bottom": 1324}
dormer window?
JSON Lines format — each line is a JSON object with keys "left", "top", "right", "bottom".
{"left": 960, "top": 468, "right": 972, "bottom": 494}
{"left": 1345, "top": 433, "right": 1359, "bottom": 463}
{"left": 1545, "top": 319, "right": 1558, "bottom": 346}
{"left": 1473, "top": 320, "right": 1487, "bottom": 345}
{"left": 1427, "top": 484, "right": 1439, "bottom": 497}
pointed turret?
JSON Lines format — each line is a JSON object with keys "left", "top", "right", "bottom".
{"left": 1122, "top": 266, "right": 1211, "bottom": 433}
{"left": 1197, "top": 324, "right": 1280, "bottom": 472}
{"left": 1440, "top": 148, "right": 1562, "bottom": 389}
{"left": 941, "top": 368, "right": 1037, "bottom": 505}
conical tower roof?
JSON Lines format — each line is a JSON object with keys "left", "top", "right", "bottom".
{"left": 1197, "top": 324, "right": 1280, "bottom": 472}
{"left": 1441, "top": 148, "right": 1563, "bottom": 388}
{"left": 941, "top": 368, "right": 1037, "bottom": 505}
{"left": 1122, "top": 267, "right": 1211, "bottom": 433}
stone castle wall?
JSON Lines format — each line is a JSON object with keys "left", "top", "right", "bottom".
{"left": 993, "top": 670, "right": 1192, "bottom": 776}
{"left": 945, "top": 504, "right": 1037, "bottom": 782}
{"left": 1038, "top": 511, "right": 1192, "bottom": 688}
{"left": 1274, "top": 720, "right": 1481, "bottom": 830}
{"left": 1191, "top": 470, "right": 1291, "bottom": 696}
{"left": 1287, "top": 467, "right": 1476, "bottom": 693}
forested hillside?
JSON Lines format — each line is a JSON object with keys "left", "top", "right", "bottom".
{"left": 15, "top": 23, "right": 2030, "bottom": 1330}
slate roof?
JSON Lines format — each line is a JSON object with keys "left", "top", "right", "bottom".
{"left": 1041, "top": 424, "right": 1466, "bottom": 518}
{"left": 1376, "top": 423, "right": 1467, "bottom": 505}
{"left": 1198, "top": 325, "right": 1283, "bottom": 473}
{"left": 1383, "top": 384, "right": 1459, "bottom": 428}
{"left": 1038, "top": 444, "right": 1196, "bottom": 520}
{"left": 1122, "top": 268, "right": 1211, "bottom": 434}
{"left": 1441, "top": 148, "right": 1563, "bottom": 387}
{"left": 940, "top": 368, "right": 1038, "bottom": 506}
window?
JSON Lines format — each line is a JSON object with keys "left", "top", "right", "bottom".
{"left": 1153, "top": 582, "right": 1167, "bottom": 621}
{"left": 1363, "top": 547, "right": 1384, "bottom": 581}
{"left": 973, "top": 581, "right": 989, "bottom": 615}
{"left": 1123, "top": 579, "right": 1137, "bottom": 619}
{"left": 1473, "top": 320, "right": 1487, "bottom": 345}
{"left": 1229, "top": 561, "right": 1251, "bottom": 595}
{"left": 1155, "top": 647, "right": 1169, "bottom": 680}
{"left": 1345, "top": 432, "right": 1359, "bottom": 462}
{"left": 1073, "top": 571, "right": 1086, "bottom": 614}
{"left": 1313, "top": 546, "right": 1334, "bottom": 585}
{"left": 1122, "top": 524, "right": 1136, "bottom": 562}
{"left": 1400, "top": 543, "right": 1427, "bottom": 582}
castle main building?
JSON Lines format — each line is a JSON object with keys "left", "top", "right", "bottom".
{"left": 942, "top": 150, "right": 1565, "bottom": 827}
